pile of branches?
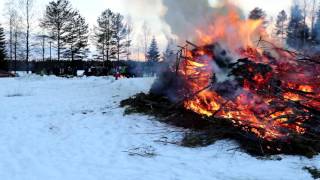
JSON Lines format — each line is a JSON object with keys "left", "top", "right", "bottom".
{"left": 121, "top": 42, "right": 320, "bottom": 158}
{"left": 121, "top": 92, "right": 320, "bottom": 157}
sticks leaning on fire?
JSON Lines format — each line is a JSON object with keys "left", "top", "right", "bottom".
{"left": 257, "top": 39, "right": 320, "bottom": 64}
{"left": 121, "top": 40, "right": 320, "bottom": 157}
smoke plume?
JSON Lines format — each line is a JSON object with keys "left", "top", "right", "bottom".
{"left": 162, "top": 0, "right": 245, "bottom": 43}
{"left": 162, "top": 0, "right": 214, "bottom": 42}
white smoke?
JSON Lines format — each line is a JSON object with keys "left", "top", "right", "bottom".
{"left": 162, "top": 0, "right": 214, "bottom": 42}
{"left": 161, "top": 0, "right": 246, "bottom": 44}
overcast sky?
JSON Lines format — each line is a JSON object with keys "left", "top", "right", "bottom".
{"left": 0, "top": 0, "right": 293, "bottom": 59}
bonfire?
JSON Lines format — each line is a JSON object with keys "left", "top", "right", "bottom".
{"left": 122, "top": 3, "right": 320, "bottom": 157}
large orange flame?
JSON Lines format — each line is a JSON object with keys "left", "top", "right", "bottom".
{"left": 179, "top": 3, "right": 320, "bottom": 141}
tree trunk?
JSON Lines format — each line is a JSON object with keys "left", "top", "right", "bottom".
{"left": 106, "top": 20, "right": 110, "bottom": 62}
{"left": 102, "top": 42, "right": 105, "bottom": 66}
{"left": 102, "top": 28, "right": 106, "bottom": 66}
{"left": 42, "top": 36, "right": 45, "bottom": 61}
{"left": 71, "top": 44, "right": 74, "bottom": 61}
{"left": 9, "top": 19, "right": 13, "bottom": 62}
{"left": 106, "top": 42, "right": 109, "bottom": 62}
{"left": 117, "top": 40, "right": 120, "bottom": 62}
{"left": 14, "top": 31, "right": 17, "bottom": 73}
{"left": 49, "top": 41, "right": 52, "bottom": 61}
{"left": 26, "top": 0, "right": 30, "bottom": 74}
{"left": 58, "top": 29, "right": 61, "bottom": 61}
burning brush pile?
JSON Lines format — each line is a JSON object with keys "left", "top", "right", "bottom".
{"left": 121, "top": 5, "right": 320, "bottom": 157}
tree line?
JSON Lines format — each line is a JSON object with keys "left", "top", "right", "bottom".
{"left": 0, "top": 0, "right": 135, "bottom": 71}
{"left": 3, "top": 0, "right": 320, "bottom": 72}
{"left": 249, "top": 0, "right": 320, "bottom": 50}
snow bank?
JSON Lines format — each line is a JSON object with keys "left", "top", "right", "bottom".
{"left": 0, "top": 75, "right": 318, "bottom": 180}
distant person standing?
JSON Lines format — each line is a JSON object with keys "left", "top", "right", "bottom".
{"left": 114, "top": 68, "right": 121, "bottom": 80}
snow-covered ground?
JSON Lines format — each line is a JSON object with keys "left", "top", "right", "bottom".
{"left": 0, "top": 75, "right": 318, "bottom": 180}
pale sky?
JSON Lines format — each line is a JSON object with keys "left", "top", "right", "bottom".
{"left": 0, "top": 0, "right": 293, "bottom": 59}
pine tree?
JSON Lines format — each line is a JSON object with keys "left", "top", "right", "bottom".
{"left": 0, "top": 24, "right": 7, "bottom": 70}
{"left": 249, "top": 7, "right": 266, "bottom": 20}
{"left": 94, "top": 9, "right": 131, "bottom": 63}
{"left": 125, "top": 17, "right": 133, "bottom": 60}
{"left": 64, "top": 11, "right": 89, "bottom": 61}
{"left": 41, "top": 0, "right": 74, "bottom": 61}
{"left": 94, "top": 9, "right": 116, "bottom": 62}
{"left": 287, "top": 4, "right": 310, "bottom": 49}
{"left": 0, "top": 24, "right": 6, "bottom": 60}
{"left": 146, "top": 37, "right": 160, "bottom": 76}
{"left": 275, "top": 10, "right": 288, "bottom": 41}
{"left": 73, "top": 14, "right": 89, "bottom": 60}
{"left": 112, "top": 13, "right": 130, "bottom": 62}
{"left": 147, "top": 37, "right": 160, "bottom": 63}
{"left": 163, "top": 42, "right": 175, "bottom": 62}
{"left": 162, "top": 42, "right": 176, "bottom": 72}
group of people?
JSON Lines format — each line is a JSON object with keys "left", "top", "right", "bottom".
{"left": 38, "top": 66, "right": 77, "bottom": 76}
{"left": 84, "top": 65, "right": 134, "bottom": 79}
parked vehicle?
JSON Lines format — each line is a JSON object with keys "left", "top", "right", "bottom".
{"left": 0, "top": 70, "right": 15, "bottom": 78}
